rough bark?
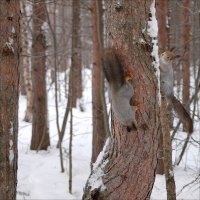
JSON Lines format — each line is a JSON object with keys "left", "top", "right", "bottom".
{"left": 156, "top": 0, "right": 168, "bottom": 54}
{"left": 182, "top": 0, "right": 190, "bottom": 111}
{"left": 91, "top": 0, "right": 107, "bottom": 165}
{"left": 31, "top": 0, "right": 50, "bottom": 150}
{"left": 71, "top": 0, "right": 82, "bottom": 107}
{"left": 83, "top": 1, "right": 160, "bottom": 199}
{"left": 0, "top": 0, "right": 20, "bottom": 199}
{"left": 156, "top": 130, "right": 164, "bottom": 175}
{"left": 156, "top": 1, "right": 176, "bottom": 194}
{"left": 160, "top": 97, "right": 176, "bottom": 200}
{"left": 155, "top": 0, "right": 168, "bottom": 175}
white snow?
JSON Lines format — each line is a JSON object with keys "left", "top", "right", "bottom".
{"left": 10, "top": 140, "right": 13, "bottom": 147}
{"left": 148, "top": 0, "right": 158, "bottom": 38}
{"left": 10, "top": 121, "right": 14, "bottom": 135}
{"left": 9, "top": 123, "right": 14, "bottom": 165}
{"left": 41, "top": 22, "right": 49, "bottom": 32}
{"left": 12, "top": 26, "right": 16, "bottom": 34}
{"left": 17, "top": 69, "right": 92, "bottom": 199}
{"left": 152, "top": 168, "right": 200, "bottom": 200}
{"left": 5, "top": 37, "right": 14, "bottom": 53}
{"left": 88, "top": 138, "right": 110, "bottom": 191}
{"left": 17, "top": 68, "right": 200, "bottom": 200}
{"left": 148, "top": 0, "right": 161, "bottom": 104}
{"left": 169, "top": 169, "right": 174, "bottom": 177}
{"left": 87, "top": 167, "right": 105, "bottom": 192}
{"left": 9, "top": 149, "right": 14, "bottom": 165}
{"left": 92, "top": 138, "right": 109, "bottom": 170}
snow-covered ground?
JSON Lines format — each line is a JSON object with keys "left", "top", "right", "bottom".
{"left": 17, "top": 69, "right": 92, "bottom": 199}
{"left": 17, "top": 69, "right": 200, "bottom": 200}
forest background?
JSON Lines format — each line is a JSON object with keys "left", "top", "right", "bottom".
{"left": 0, "top": 0, "right": 199, "bottom": 200}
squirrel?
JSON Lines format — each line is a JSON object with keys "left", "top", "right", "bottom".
{"left": 159, "top": 51, "right": 193, "bottom": 134}
{"left": 102, "top": 48, "right": 138, "bottom": 132}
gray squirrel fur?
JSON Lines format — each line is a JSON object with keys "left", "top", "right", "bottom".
{"left": 160, "top": 51, "right": 193, "bottom": 134}
{"left": 102, "top": 48, "right": 137, "bottom": 131}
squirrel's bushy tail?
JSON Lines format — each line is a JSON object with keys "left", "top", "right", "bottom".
{"left": 172, "top": 96, "right": 193, "bottom": 134}
{"left": 102, "top": 48, "right": 125, "bottom": 89}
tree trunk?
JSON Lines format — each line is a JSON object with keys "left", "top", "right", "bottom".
{"left": 31, "top": 0, "right": 50, "bottom": 150}
{"left": 69, "top": 107, "right": 73, "bottom": 194}
{"left": 0, "top": 0, "right": 20, "bottom": 199}
{"left": 21, "top": 0, "right": 33, "bottom": 122}
{"left": 71, "top": 0, "right": 82, "bottom": 107}
{"left": 160, "top": 97, "right": 176, "bottom": 200}
{"left": 91, "top": 0, "right": 107, "bottom": 165}
{"left": 155, "top": 0, "right": 168, "bottom": 175}
{"left": 168, "top": 0, "right": 182, "bottom": 98}
{"left": 156, "top": 0, "right": 168, "bottom": 54}
{"left": 156, "top": 1, "right": 176, "bottom": 194}
{"left": 48, "top": 0, "right": 56, "bottom": 84}
{"left": 19, "top": 54, "right": 26, "bottom": 95}
{"left": 83, "top": 1, "right": 160, "bottom": 199}
{"left": 182, "top": 0, "right": 190, "bottom": 110}
{"left": 19, "top": 15, "right": 26, "bottom": 96}
{"left": 23, "top": 54, "right": 33, "bottom": 122}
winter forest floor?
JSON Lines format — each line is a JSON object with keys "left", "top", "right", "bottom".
{"left": 17, "top": 69, "right": 200, "bottom": 200}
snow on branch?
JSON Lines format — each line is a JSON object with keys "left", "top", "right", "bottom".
{"left": 87, "top": 138, "right": 110, "bottom": 191}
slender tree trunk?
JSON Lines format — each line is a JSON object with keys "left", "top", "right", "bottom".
{"left": 21, "top": 0, "right": 33, "bottom": 122}
{"left": 71, "top": 0, "right": 82, "bottom": 107}
{"left": 168, "top": 0, "right": 182, "bottom": 98}
{"left": 67, "top": 48, "right": 74, "bottom": 194}
{"left": 19, "top": 50, "right": 26, "bottom": 95}
{"left": 0, "top": 1, "right": 20, "bottom": 199}
{"left": 31, "top": 0, "right": 50, "bottom": 150}
{"left": 49, "top": 1, "right": 56, "bottom": 84}
{"left": 83, "top": 1, "right": 160, "bottom": 199}
{"left": 45, "top": 2, "right": 65, "bottom": 172}
{"left": 157, "top": 1, "right": 176, "bottom": 195}
{"left": 182, "top": 0, "right": 190, "bottom": 111}
{"left": 69, "top": 107, "right": 73, "bottom": 194}
{"left": 23, "top": 55, "right": 33, "bottom": 122}
{"left": 156, "top": 0, "right": 168, "bottom": 54}
{"left": 160, "top": 97, "right": 176, "bottom": 200}
{"left": 156, "top": 0, "right": 168, "bottom": 175}
{"left": 60, "top": 0, "right": 67, "bottom": 72}
{"left": 19, "top": 9, "right": 26, "bottom": 96}
{"left": 56, "top": 98, "right": 70, "bottom": 147}
{"left": 91, "top": 0, "right": 107, "bottom": 165}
